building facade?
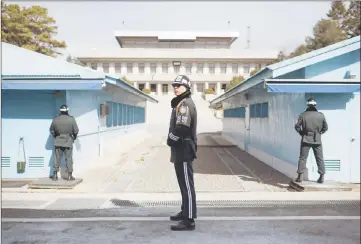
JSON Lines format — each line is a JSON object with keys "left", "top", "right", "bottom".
{"left": 210, "top": 36, "right": 360, "bottom": 184}
{"left": 76, "top": 31, "right": 278, "bottom": 96}
{"left": 1, "top": 42, "right": 157, "bottom": 179}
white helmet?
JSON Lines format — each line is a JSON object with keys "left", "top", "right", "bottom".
{"left": 60, "top": 104, "right": 69, "bottom": 112}
{"left": 306, "top": 98, "right": 317, "bottom": 106}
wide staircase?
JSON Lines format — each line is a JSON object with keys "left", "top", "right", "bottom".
{"left": 146, "top": 94, "right": 222, "bottom": 138}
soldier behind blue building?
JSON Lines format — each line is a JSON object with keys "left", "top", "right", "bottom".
{"left": 167, "top": 75, "right": 198, "bottom": 231}
{"left": 49, "top": 105, "right": 79, "bottom": 181}
{"left": 294, "top": 97, "right": 328, "bottom": 184}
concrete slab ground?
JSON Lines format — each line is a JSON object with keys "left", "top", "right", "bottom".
{"left": 28, "top": 177, "right": 83, "bottom": 189}
{"left": 112, "top": 133, "right": 292, "bottom": 193}
{"left": 2, "top": 132, "right": 359, "bottom": 196}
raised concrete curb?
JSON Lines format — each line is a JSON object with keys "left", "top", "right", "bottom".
{"left": 289, "top": 180, "right": 355, "bottom": 192}
{"left": 3, "top": 191, "right": 360, "bottom": 201}
{"left": 2, "top": 192, "right": 359, "bottom": 210}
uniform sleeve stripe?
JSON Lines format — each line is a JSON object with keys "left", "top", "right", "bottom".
{"left": 169, "top": 132, "right": 179, "bottom": 141}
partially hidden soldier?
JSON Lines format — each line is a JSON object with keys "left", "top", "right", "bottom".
{"left": 49, "top": 105, "right": 79, "bottom": 181}
{"left": 294, "top": 97, "right": 328, "bottom": 184}
{"left": 167, "top": 75, "right": 198, "bottom": 231}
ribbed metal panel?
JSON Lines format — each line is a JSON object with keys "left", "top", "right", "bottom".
{"left": 1, "top": 157, "right": 11, "bottom": 168}
{"left": 28, "top": 157, "right": 44, "bottom": 168}
{"left": 325, "top": 160, "right": 341, "bottom": 172}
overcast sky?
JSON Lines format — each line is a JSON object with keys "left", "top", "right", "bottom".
{"left": 11, "top": 1, "right": 332, "bottom": 59}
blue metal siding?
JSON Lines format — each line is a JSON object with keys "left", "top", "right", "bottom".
{"left": 276, "top": 68, "right": 305, "bottom": 79}
{"left": 105, "top": 102, "right": 145, "bottom": 127}
{"left": 305, "top": 49, "right": 360, "bottom": 79}
{"left": 1, "top": 90, "right": 62, "bottom": 178}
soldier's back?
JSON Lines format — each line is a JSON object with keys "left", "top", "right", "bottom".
{"left": 52, "top": 114, "right": 75, "bottom": 134}
{"left": 302, "top": 111, "right": 325, "bottom": 133}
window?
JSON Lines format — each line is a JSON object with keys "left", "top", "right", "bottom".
{"left": 150, "top": 84, "right": 156, "bottom": 92}
{"left": 196, "top": 83, "right": 204, "bottom": 92}
{"left": 103, "top": 63, "right": 109, "bottom": 73}
{"left": 118, "top": 104, "right": 123, "bottom": 126}
{"left": 90, "top": 63, "right": 97, "bottom": 70}
{"left": 209, "top": 63, "right": 215, "bottom": 74}
{"left": 174, "top": 66, "right": 180, "bottom": 74}
{"left": 224, "top": 107, "right": 246, "bottom": 118}
{"left": 162, "top": 84, "right": 168, "bottom": 93}
{"left": 114, "top": 63, "right": 121, "bottom": 73}
{"left": 150, "top": 63, "right": 157, "bottom": 73}
{"left": 197, "top": 63, "right": 203, "bottom": 74}
{"left": 250, "top": 102, "right": 268, "bottom": 118}
{"left": 221, "top": 84, "right": 227, "bottom": 90}
{"left": 243, "top": 64, "right": 250, "bottom": 74}
{"left": 112, "top": 102, "right": 118, "bottom": 126}
{"left": 138, "top": 83, "right": 145, "bottom": 91}
{"left": 127, "top": 63, "right": 133, "bottom": 73}
{"left": 208, "top": 83, "right": 216, "bottom": 91}
{"left": 138, "top": 63, "right": 145, "bottom": 74}
{"left": 105, "top": 101, "right": 146, "bottom": 127}
{"left": 162, "top": 63, "right": 168, "bottom": 73}
{"left": 220, "top": 63, "right": 227, "bottom": 74}
{"left": 185, "top": 63, "right": 192, "bottom": 74}
{"left": 232, "top": 63, "right": 238, "bottom": 74}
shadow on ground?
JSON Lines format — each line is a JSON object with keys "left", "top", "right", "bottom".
{"left": 194, "top": 132, "right": 292, "bottom": 190}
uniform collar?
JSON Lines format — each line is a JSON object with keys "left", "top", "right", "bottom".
{"left": 171, "top": 90, "right": 191, "bottom": 108}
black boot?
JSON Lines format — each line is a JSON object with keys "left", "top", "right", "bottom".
{"left": 171, "top": 219, "right": 195, "bottom": 231}
{"left": 170, "top": 211, "right": 184, "bottom": 221}
{"left": 67, "top": 172, "right": 75, "bottom": 181}
{"left": 295, "top": 173, "right": 303, "bottom": 183}
{"left": 51, "top": 171, "right": 58, "bottom": 181}
{"left": 317, "top": 174, "right": 324, "bottom": 184}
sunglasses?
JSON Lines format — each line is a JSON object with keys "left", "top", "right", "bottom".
{"left": 172, "top": 84, "right": 182, "bottom": 88}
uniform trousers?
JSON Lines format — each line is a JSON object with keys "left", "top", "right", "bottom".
{"left": 54, "top": 146, "right": 73, "bottom": 173}
{"left": 174, "top": 160, "right": 197, "bottom": 219}
{"left": 297, "top": 142, "right": 325, "bottom": 175}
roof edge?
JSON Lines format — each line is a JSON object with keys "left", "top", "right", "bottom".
{"left": 105, "top": 75, "right": 158, "bottom": 103}
{"left": 210, "top": 68, "right": 270, "bottom": 104}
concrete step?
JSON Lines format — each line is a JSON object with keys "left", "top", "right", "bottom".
{"left": 289, "top": 180, "right": 355, "bottom": 192}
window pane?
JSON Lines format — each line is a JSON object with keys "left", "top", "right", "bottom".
{"left": 106, "top": 101, "right": 113, "bottom": 127}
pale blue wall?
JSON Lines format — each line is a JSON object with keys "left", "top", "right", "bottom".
{"left": 305, "top": 49, "right": 360, "bottom": 80}
{"left": 276, "top": 49, "right": 360, "bottom": 80}
{"left": 222, "top": 85, "right": 304, "bottom": 168}
{"left": 1, "top": 86, "right": 148, "bottom": 179}
{"left": 221, "top": 48, "right": 360, "bottom": 182}
{"left": 66, "top": 87, "right": 147, "bottom": 174}
{"left": 1, "top": 90, "right": 65, "bottom": 178}
{"left": 222, "top": 87, "right": 359, "bottom": 182}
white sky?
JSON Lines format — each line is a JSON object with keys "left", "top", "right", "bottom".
{"left": 10, "top": 1, "right": 333, "bottom": 59}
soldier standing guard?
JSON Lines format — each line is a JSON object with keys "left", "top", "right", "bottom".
{"left": 167, "top": 75, "right": 198, "bottom": 231}
{"left": 294, "top": 97, "right": 328, "bottom": 184}
{"left": 49, "top": 105, "right": 79, "bottom": 181}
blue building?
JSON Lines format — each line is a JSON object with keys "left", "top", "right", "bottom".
{"left": 1, "top": 42, "right": 158, "bottom": 179}
{"left": 210, "top": 36, "right": 360, "bottom": 183}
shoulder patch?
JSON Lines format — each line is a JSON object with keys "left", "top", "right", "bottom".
{"left": 179, "top": 106, "right": 187, "bottom": 114}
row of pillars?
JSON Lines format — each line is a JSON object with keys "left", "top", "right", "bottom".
{"left": 133, "top": 82, "right": 223, "bottom": 95}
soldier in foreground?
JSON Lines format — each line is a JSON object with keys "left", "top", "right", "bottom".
{"left": 294, "top": 97, "right": 328, "bottom": 184}
{"left": 49, "top": 104, "right": 79, "bottom": 181}
{"left": 167, "top": 75, "right": 198, "bottom": 231}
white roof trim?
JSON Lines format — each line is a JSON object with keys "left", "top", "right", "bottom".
{"left": 114, "top": 30, "right": 239, "bottom": 39}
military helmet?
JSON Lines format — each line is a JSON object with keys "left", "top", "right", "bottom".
{"left": 60, "top": 104, "right": 69, "bottom": 112}
{"left": 172, "top": 75, "right": 191, "bottom": 89}
{"left": 306, "top": 97, "right": 317, "bottom": 106}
